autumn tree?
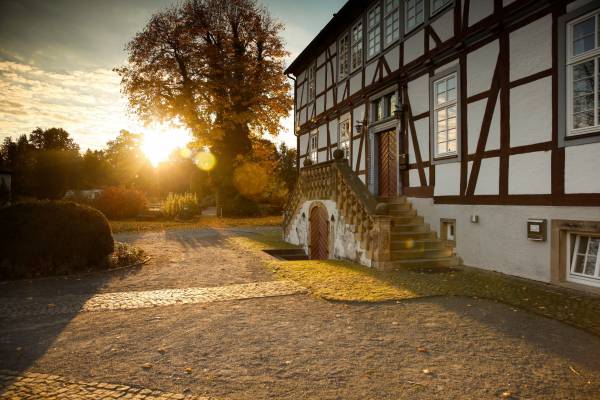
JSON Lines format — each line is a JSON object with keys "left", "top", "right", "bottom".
{"left": 117, "top": 0, "right": 292, "bottom": 209}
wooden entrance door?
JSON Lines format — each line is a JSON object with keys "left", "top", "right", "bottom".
{"left": 309, "top": 205, "right": 329, "bottom": 260}
{"left": 377, "top": 129, "right": 398, "bottom": 198}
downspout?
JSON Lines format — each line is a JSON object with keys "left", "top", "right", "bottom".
{"left": 286, "top": 73, "right": 298, "bottom": 172}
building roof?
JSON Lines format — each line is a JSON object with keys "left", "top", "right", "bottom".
{"left": 285, "top": 0, "right": 364, "bottom": 76}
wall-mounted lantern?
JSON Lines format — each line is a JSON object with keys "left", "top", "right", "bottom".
{"left": 355, "top": 119, "right": 365, "bottom": 134}
{"left": 394, "top": 104, "right": 405, "bottom": 120}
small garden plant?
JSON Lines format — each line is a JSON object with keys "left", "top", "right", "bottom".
{"left": 162, "top": 192, "right": 200, "bottom": 220}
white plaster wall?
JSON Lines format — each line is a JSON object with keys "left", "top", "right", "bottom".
{"left": 350, "top": 72, "right": 362, "bottom": 95}
{"left": 366, "top": 59, "right": 378, "bottom": 85}
{"left": 318, "top": 123, "right": 327, "bottom": 148}
{"left": 329, "top": 118, "right": 338, "bottom": 144}
{"left": 409, "top": 198, "right": 600, "bottom": 282}
{"left": 509, "top": 15, "right": 552, "bottom": 81}
{"left": 409, "top": 168, "right": 429, "bottom": 187}
{"left": 435, "top": 59, "right": 459, "bottom": 75}
{"left": 509, "top": 151, "right": 552, "bottom": 194}
{"left": 407, "top": 74, "right": 429, "bottom": 115}
{"left": 299, "top": 132, "right": 309, "bottom": 155}
{"left": 467, "top": 96, "right": 500, "bottom": 154}
{"left": 326, "top": 89, "right": 334, "bottom": 110}
{"left": 467, "top": 40, "right": 498, "bottom": 97}
{"left": 353, "top": 104, "right": 365, "bottom": 125}
{"left": 352, "top": 138, "right": 361, "bottom": 170}
{"left": 317, "top": 150, "right": 327, "bottom": 163}
{"left": 404, "top": 30, "right": 424, "bottom": 64}
{"left": 414, "top": 117, "right": 430, "bottom": 162}
{"left": 317, "top": 51, "right": 326, "bottom": 66}
{"left": 385, "top": 45, "right": 400, "bottom": 72}
{"left": 316, "top": 65, "right": 326, "bottom": 92}
{"left": 434, "top": 163, "right": 461, "bottom": 195}
{"left": 284, "top": 200, "right": 372, "bottom": 266}
{"left": 430, "top": 9, "right": 454, "bottom": 43}
{"left": 565, "top": 142, "right": 600, "bottom": 194}
{"left": 467, "top": 157, "right": 500, "bottom": 195}
{"left": 337, "top": 82, "right": 345, "bottom": 101}
{"left": 468, "top": 0, "right": 494, "bottom": 26}
{"left": 510, "top": 77, "right": 552, "bottom": 147}
{"left": 567, "top": 0, "right": 595, "bottom": 13}
{"left": 316, "top": 95, "right": 324, "bottom": 115}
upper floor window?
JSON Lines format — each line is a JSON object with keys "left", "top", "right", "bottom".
{"left": 307, "top": 63, "right": 316, "bottom": 102}
{"left": 372, "top": 90, "right": 398, "bottom": 123}
{"left": 405, "top": 0, "right": 424, "bottom": 33}
{"left": 351, "top": 22, "right": 363, "bottom": 71}
{"left": 339, "top": 116, "right": 352, "bottom": 161}
{"left": 339, "top": 33, "right": 350, "bottom": 79}
{"left": 367, "top": 5, "right": 381, "bottom": 58}
{"left": 432, "top": 72, "right": 458, "bottom": 157}
{"left": 431, "top": 0, "right": 452, "bottom": 15}
{"left": 309, "top": 132, "right": 318, "bottom": 162}
{"left": 567, "top": 9, "right": 600, "bottom": 136}
{"left": 384, "top": 0, "right": 400, "bottom": 47}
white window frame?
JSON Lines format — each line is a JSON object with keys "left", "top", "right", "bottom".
{"left": 566, "top": 9, "right": 600, "bottom": 137}
{"left": 567, "top": 233, "right": 600, "bottom": 288}
{"left": 405, "top": 0, "right": 424, "bottom": 33}
{"left": 307, "top": 63, "right": 316, "bottom": 102}
{"left": 338, "top": 114, "right": 352, "bottom": 162}
{"left": 351, "top": 21, "right": 363, "bottom": 71}
{"left": 309, "top": 132, "right": 319, "bottom": 163}
{"left": 430, "top": 0, "right": 452, "bottom": 16}
{"left": 384, "top": 0, "right": 400, "bottom": 47}
{"left": 432, "top": 71, "right": 459, "bottom": 159}
{"left": 367, "top": 4, "right": 381, "bottom": 59}
{"left": 339, "top": 33, "right": 350, "bottom": 80}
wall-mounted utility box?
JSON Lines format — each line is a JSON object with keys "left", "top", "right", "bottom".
{"left": 527, "top": 219, "right": 547, "bottom": 241}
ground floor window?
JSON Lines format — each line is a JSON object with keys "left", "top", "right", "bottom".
{"left": 568, "top": 233, "right": 600, "bottom": 286}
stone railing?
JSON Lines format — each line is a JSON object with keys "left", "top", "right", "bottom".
{"left": 283, "top": 157, "right": 392, "bottom": 265}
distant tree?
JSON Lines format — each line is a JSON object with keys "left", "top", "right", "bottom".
{"left": 276, "top": 143, "right": 298, "bottom": 193}
{"left": 0, "top": 135, "right": 35, "bottom": 196}
{"left": 29, "top": 127, "right": 80, "bottom": 152}
{"left": 117, "top": 0, "right": 292, "bottom": 209}
{"left": 104, "top": 130, "right": 153, "bottom": 189}
{"left": 80, "top": 149, "right": 111, "bottom": 189}
{"left": 0, "top": 176, "right": 9, "bottom": 206}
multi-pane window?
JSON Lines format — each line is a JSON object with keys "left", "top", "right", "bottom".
{"left": 367, "top": 5, "right": 381, "bottom": 58}
{"left": 432, "top": 73, "right": 458, "bottom": 157}
{"left": 567, "top": 9, "right": 600, "bottom": 136}
{"left": 338, "top": 118, "right": 351, "bottom": 161}
{"left": 309, "top": 133, "right": 318, "bottom": 163}
{"left": 405, "top": 0, "right": 424, "bottom": 32}
{"left": 569, "top": 234, "right": 600, "bottom": 286}
{"left": 384, "top": 0, "right": 400, "bottom": 47}
{"left": 372, "top": 91, "right": 398, "bottom": 122}
{"left": 307, "top": 64, "right": 316, "bottom": 102}
{"left": 339, "top": 34, "right": 350, "bottom": 79}
{"left": 431, "top": 0, "right": 452, "bottom": 15}
{"left": 351, "top": 22, "right": 363, "bottom": 71}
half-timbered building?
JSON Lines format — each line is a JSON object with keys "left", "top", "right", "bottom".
{"left": 283, "top": 0, "right": 600, "bottom": 290}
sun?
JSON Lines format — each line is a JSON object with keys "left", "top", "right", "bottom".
{"left": 141, "top": 124, "right": 191, "bottom": 167}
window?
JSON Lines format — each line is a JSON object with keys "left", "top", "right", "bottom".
{"left": 431, "top": 0, "right": 452, "bottom": 15}
{"left": 440, "top": 219, "right": 456, "bottom": 246}
{"left": 339, "top": 34, "right": 350, "bottom": 79}
{"left": 351, "top": 22, "right": 363, "bottom": 71}
{"left": 372, "top": 91, "right": 398, "bottom": 122}
{"left": 307, "top": 63, "right": 316, "bottom": 102}
{"left": 367, "top": 5, "right": 381, "bottom": 58}
{"left": 384, "top": 0, "right": 400, "bottom": 47}
{"left": 405, "top": 0, "right": 424, "bottom": 32}
{"left": 567, "top": 9, "right": 600, "bottom": 136}
{"left": 338, "top": 117, "right": 351, "bottom": 161}
{"left": 568, "top": 234, "right": 600, "bottom": 286}
{"left": 432, "top": 72, "right": 458, "bottom": 157}
{"left": 309, "top": 133, "right": 318, "bottom": 163}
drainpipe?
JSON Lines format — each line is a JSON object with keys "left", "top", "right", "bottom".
{"left": 286, "top": 73, "right": 298, "bottom": 172}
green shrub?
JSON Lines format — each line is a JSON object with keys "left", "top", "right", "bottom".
{"left": 92, "top": 186, "right": 147, "bottom": 219}
{"left": 222, "top": 195, "right": 260, "bottom": 217}
{"left": 162, "top": 192, "right": 200, "bottom": 220}
{"left": 0, "top": 201, "right": 114, "bottom": 279}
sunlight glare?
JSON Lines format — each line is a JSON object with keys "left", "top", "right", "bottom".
{"left": 141, "top": 125, "right": 192, "bottom": 167}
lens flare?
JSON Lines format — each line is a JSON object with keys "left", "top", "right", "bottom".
{"left": 141, "top": 124, "right": 191, "bottom": 166}
{"left": 194, "top": 151, "right": 216, "bottom": 171}
{"left": 233, "top": 162, "right": 268, "bottom": 199}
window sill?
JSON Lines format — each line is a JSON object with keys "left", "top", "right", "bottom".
{"left": 561, "top": 129, "right": 600, "bottom": 147}
{"left": 432, "top": 154, "right": 459, "bottom": 164}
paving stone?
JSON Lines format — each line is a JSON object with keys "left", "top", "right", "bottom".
{"left": 0, "top": 280, "right": 306, "bottom": 317}
{"left": 0, "top": 371, "right": 211, "bottom": 399}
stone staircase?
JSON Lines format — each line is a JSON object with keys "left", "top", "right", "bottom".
{"left": 383, "top": 196, "right": 459, "bottom": 270}
{"left": 282, "top": 158, "right": 460, "bottom": 270}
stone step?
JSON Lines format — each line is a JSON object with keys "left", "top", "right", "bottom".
{"left": 391, "top": 223, "right": 430, "bottom": 233}
{"left": 378, "top": 196, "right": 408, "bottom": 204}
{"left": 390, "top": 230, "right": 437, "bottom": 240}
{"left": 390, "top": 239, "right": 447, "bottom": 251}
{"left": 391, "top": 247, "right": 453, "bottom": 260}
{"left": 387, "top": 208, "right": 417, "bottom": 217}
{"left": 391, "top": 215, "right": 424, "bottom": 225}
{"left": 382, "top": 256, "right": 461, "bottom": 270}
{"left": 388, "top": 202, "right": 412, "bottom": 212}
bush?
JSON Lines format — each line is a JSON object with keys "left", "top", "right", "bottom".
{"left": 221, "top": 195, "right": 260, "bottom": 217}
{"left": 162, "top": 192, "right": 200, "bottom": 220}
{"left": 0, "top": 201, "right": 114, "bottom": 279}
{"left": 92, "top": 186, "right": 147, "bottom": 219}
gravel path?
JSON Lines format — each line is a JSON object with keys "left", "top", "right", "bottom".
{"left": 1, "top": 227, "right": 600, "bottom": 400}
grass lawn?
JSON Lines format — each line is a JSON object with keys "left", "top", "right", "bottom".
{"left": 110, "top": 215, "right": 282, "bottom": 234}
{"left": 232, "top": 229, "right": 600, "bottom": 337}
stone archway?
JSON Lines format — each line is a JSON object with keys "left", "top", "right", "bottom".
{"left": 309, "top": 204, "right": 329, "bottom": 260}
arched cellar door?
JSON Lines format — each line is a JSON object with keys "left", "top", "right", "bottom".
{"left": 309, "top": 205, "right": 329, "bottom": 260}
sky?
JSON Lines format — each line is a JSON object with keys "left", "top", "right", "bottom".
{"left": 0, "top": 0, "right": 346, "bottom": 151}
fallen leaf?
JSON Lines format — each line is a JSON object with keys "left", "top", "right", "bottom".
{"left": 422, "top": 368, "right": 432, "bottom": 375}
{"left": 417, "top": 347, "right": 428, "bottom": 353}
{"left": 185, "top": 367, "right": 192, "bottom": 374}
{"left": 158, "top": 348, "right": 166, "bottom": 354}
{"left": 501, "top": 391, "right": 512, "bottom": 398}
{"left": 569, "top": 365, "right": 581, "bottom": 376}
{"left": 47, "top": 304, "right": 56, "bottom": 308}
{"left": 141, "top": 363, "right": 152, "bottom": 370}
